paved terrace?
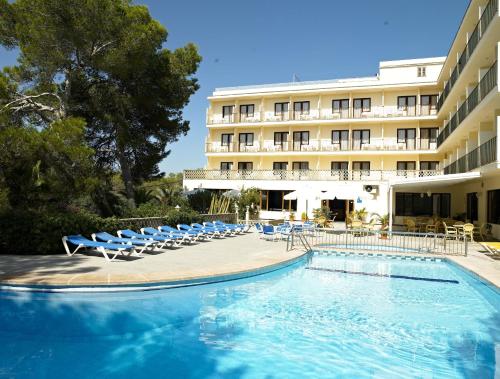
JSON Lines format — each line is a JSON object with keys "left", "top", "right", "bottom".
{"left": 0, "top": 233, "right": 301, "bottom": 288}
{"left": 0, "top": 232, "right": 498, "bottom": 289}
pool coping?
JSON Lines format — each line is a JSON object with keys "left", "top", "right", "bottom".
{"left": 0, "top": 250, "right": 311, "bottom": 293}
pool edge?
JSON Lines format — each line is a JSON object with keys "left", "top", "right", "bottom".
{"left": 0, "top": 250, "right": 312, "bottom": 293}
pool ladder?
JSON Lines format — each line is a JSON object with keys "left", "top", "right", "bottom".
{"left": 287, "top": 227, "right": 312, "bottom": 252}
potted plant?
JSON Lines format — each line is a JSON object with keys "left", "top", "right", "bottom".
{"left": 354, "top": 207, "right": 368, "bottom": 222}
{"left": 372, "top": 213, "right": 390, "bottom": 239}
{"left": 301, "top": 212, "right": 308, "bottom": 222}
{"left": 289, "top": 212, "right": 295, "bottom": 222}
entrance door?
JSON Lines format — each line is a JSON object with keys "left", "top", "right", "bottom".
{"left": 466, "top": 192, "right": 478, "bottom": 223}
{"left": 324, "top": 199, "right": 354, "bottom": 222}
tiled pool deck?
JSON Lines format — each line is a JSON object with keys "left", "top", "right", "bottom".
{"left": 0, "top": 232, "right": 498, "bottom": 289}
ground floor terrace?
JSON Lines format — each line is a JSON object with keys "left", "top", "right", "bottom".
{"left": 184, "top": 165, "right": 500, "bottom": 239}
{"left": 0, "top": 232, "right": 499, "bottom": 290}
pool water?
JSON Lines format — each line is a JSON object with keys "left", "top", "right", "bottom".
{"left": 0, "top": 252, "right": 498, "bottom": 378}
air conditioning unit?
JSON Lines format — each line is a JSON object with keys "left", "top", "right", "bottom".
{"left": 363, "top": 185, "right": 378, "bottom": 194}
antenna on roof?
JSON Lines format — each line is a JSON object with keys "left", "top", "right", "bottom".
{"left": 292, "top": 73, "right": 301, "bottom": 82}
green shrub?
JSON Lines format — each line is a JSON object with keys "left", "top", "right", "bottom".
{"left": 164, "top": 209, "right": 203, "bottom": 226}
{"left": 0, "top": 210, "right": 121, "bottom": 254}
{"left": 0, "top": 207, "right": 204, "bottom": 255}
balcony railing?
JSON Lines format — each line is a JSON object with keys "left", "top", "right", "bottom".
{"left": 205, "top": 138, "right": 437, "bottom": 153}
{"left": 184, "top": 169, "right": 442, "bottom": 182}
{"left": 207, "top": 105, "right": 437, "bottom": 125}
{"left": 436, "top": 0, "right": 497, "bottom": 111}
{"left": 437, "top": 60, "right": 497, "bottom": 147}
{"left": 444, "top": 136, "right": 497, "bottom": 174}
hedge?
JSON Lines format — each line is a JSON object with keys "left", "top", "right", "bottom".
{"left": 0, "top": 209, "right": 203, "bottom": 255}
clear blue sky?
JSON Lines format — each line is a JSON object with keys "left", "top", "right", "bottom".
{"left": 0, "top": 0, "right": 469, "bottom": 174}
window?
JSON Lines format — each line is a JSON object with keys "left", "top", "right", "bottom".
{"left": 260, "top": 190, "right": 297, "bottom": 212}
{"left": 396, "top": 192, "right": 450, "bottom": 217}
{"left": 353, "top": 161, "right": 370, "bottom": 171}
{"left": 420, "top": 161, "right": 439, "bottom": 171}
{"left": 238, "top": 133, "right": 254, "bottom": 146}
{"left": 273, "top": 162, "right": 288, "bottom": 170}
{"left": 417, "top": 67, "right": 426, "bottom": 77}
{"left": 331, "top": 161, "right": 349, "bottom": 180}
{"left": 397, "top": 96, "right": 416, "bottom": 116}
{"left": 420, "top": 128, "right": 438, "bottom": 149}
{"left": 293, "top": 131, "right": 309, "bottom": 151}
{"left": 332, "top": 130, "right": 349, "bottom": 150}
{"left": 420, "top": 95, "right": 437, "bottom": 115}
{"left": 332, "top": 99, "right": 349, "bottom": 118}
{"left": 487, "top": 190, "right": 500, "bottom": 224}
{"left": 274, "top": 132, "right": 288, "bottom": 149}
{"left": 237, "top": 162, "right": 253, "bottom": 170}
{"left": 222, "top": 105, "right": 234, "bottom": 120}
{"left": 221, "top": 133, "right": 233, "bottom": 146}
{"left": 352, "top": 129, "right": 370, "bottom": 150}
{"left": 353, "top": 98, "right": 371, "bottom": 117}
{"left": 220, "top": 162, "right": 233, "bottom": 170}
{"left": 292, "top": 161, "right": 309, "bottom": 170}
{"left": 275, "top": 102, "right": 289, "bottom": 115}
{"left": 240, "top": 104, "right": 254, "bottom": 118}
{"left": 397, "top": 128, "right": 416, "bottom": 149}
{"left": 396, "top": 161, "right": 416, "bottom": 175}
{"left": 293, "top": 101, "right": 310, "bottom": 116}
{"left": 352, "top": 161, "right": 370, "bottom": 178}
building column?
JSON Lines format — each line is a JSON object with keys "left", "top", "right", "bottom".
{"left": 388, "top": 185, "right": 394, "bottom": 232}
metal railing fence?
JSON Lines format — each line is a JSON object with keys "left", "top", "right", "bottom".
{"left": 287, "top": 227, "right": 468, "bottom": 256}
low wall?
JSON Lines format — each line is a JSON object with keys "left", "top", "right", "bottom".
{"left": 118, "top": 213, "right": 238, "bottom": 229}
{"left": 201, "top": 213, "right": 237, "bottom": 224}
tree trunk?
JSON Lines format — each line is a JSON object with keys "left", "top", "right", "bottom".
{"left": 117, "top": 146, "right": 136, "bottom": 209}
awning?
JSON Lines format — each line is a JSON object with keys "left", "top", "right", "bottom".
{"left": 388, "top": 172, "right": 481, "bottom": 190}
{"left": 319, "top": 187, "right": 373, "bottom": 200}
{"left": 284, "top": 189, "right": 322, "bottom": 201}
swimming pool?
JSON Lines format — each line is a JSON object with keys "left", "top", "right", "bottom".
{"left": 0, "top": 252, "right": 498, "bottom": 378}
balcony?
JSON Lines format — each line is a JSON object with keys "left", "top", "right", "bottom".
{"left": 205, "top": 137, "right": 437, "bottom": 154}
{"left": 436, "top": 0, "right": 497, "bottom": 111}
{"left": 207, "top": 105, "right": 437, "bottom": 125}
{"left": 443, "top": 136, "right": 497, "bottom": 174}
{"left": 184, "top": 169, "right": 443, "bottom": 182}
{"left": 437, "top": 60, "right": 497, "bottom": 147}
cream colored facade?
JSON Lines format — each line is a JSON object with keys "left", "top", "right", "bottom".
{"left": 184, "top": 0, "right": 500, "bottom": 236}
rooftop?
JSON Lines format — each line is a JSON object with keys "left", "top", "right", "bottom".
{"left": 212, "top": 57, "right": 446, "bottom": 97}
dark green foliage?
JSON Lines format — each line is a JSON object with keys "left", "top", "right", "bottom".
{"left": 0, "top": 118, "right": 95, "bottom": 209}
{"left": 237, "top": 188, "right": 260, "bottom": 219}
{"left": 164, "top": 209, "right": 202, "bottom": 227}
{"left": 0, "top": 207, "right": 203, "bottom": 254}
{"left": 187, "top": 190, "right": 213, "bottom": 213}
{"left": 0, "top": 0, "right": 202, "bottom": 202}
{"left": 0, "top": 210, "right": 122, "bottom": 254}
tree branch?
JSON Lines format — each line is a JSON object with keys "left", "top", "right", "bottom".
{"left": 2, "top": 92, "right": 65, "bottom": 119}
{"left": 91, "top": 41, "right": 114, "bottom": 57}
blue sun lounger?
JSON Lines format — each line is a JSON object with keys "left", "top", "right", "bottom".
{"left": 191, "top": 223, "right": 227, "bottom": 237}
{"left": 62, "top": 235, "right": 139, "bottom": 262}
{"left": 214, "top": 220, "right": 249, "bottom": 232}
{"left": 203, "top": 221, "right": 238, "bottom": 235}
{"left": 159, "top": 225, "right": 204, "bottom": 241}
{"left": 178, "top": 224, "right": 215, "bottom": 239}
{"left": 141, "top": 227, "right": 192, "bottom": 245}
{"left": 117, "top": 229, "right": 174, "bottom": 249}
{"left": 91, "top": 232, "right": 157, "bottom": 254}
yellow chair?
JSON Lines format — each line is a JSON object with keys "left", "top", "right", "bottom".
{"left": 462, "top": 223, "right": 474, "bottom": 241}
{"left": 405, "top": 219, "right": 417, "bottom": 233}
{"left": 351, "top": 220, "right": 363, "bottom": 236}
{"left": 443, "top": 222, "right": 458, "bottom": 240}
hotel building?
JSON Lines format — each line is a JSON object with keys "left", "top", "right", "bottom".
{"left": 184, "top": 0, "right": 500, "bottom": 237}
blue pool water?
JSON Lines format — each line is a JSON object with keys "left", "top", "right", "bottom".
{"left": 0, "top": 252, "right": 498, "bottom": 378}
